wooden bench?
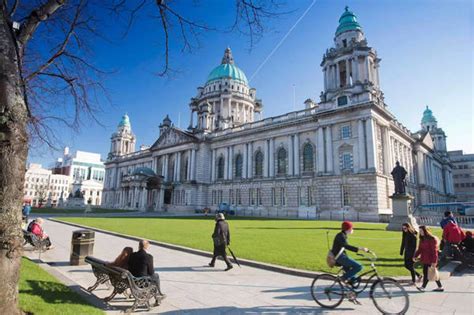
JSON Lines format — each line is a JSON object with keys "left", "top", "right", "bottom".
{"left": 23, "top": 230, "right": 48, "bottom": 252}
{"left": 85, "top": 256, "right": 164, "bottom": 312}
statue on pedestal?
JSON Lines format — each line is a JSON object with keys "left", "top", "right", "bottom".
{"left": 391, "top": 161, "right": 407, "bottom": 195}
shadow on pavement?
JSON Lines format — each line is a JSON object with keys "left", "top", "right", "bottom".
{"left": 159, "top": 305, "right": 356, "bottom": 314}
{"left": 239, "top": 227, "right": 384, "bottom": 231}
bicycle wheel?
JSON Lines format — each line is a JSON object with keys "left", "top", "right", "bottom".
{"left": 311, "top": 274, "right": 344, "bottom": 309}
{"left": 370, "top": 278, "right": 409, "bottom": 315}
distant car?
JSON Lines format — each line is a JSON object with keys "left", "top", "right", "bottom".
{"left": 216, "top": 203, "right": 235, "bottom": 215}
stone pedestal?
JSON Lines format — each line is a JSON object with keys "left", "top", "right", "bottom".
{"left": 386, "top": 194, "right": 418, "bottom": 231}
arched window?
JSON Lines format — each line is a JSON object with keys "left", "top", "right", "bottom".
{"left": 217, "top": 156, "right": 225, "bottom": 179}
{"left": 277, "top": 148, "right": 287, "bottom": 175}
{"left": 235, "top": 154, "right": 243, "bottom": 178}
{"left": 255, "top": 151, "right": 264, "bottom": 177}
{"left": 303, "top": 143, "right": 314, "bottom": 172}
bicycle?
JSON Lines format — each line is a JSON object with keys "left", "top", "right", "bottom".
{"left": 311, "top": 250, "right": 409, "bottom": 315}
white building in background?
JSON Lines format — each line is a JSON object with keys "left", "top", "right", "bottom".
{"left": 102, "top": 7, "right": 455, "bottom": 215}
{"left": 53, "top": 147, "right": 105, "bottom": 205}
{"left": 24, "top": 164, "right": 70, "bottom": 207}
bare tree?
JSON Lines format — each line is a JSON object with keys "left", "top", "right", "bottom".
{"left": 0, "top": 0, "right": 282, "bottom": 313}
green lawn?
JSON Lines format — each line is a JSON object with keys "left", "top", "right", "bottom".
{"left": 32, "top": 207, "right": 138, "bottom": 214}
{"left": 58, "top": 217, "right": 442, "bottom": 277}
{"left": 19, "top": 258, "right": 103, "bottom": 315}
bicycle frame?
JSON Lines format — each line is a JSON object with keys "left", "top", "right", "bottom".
{"left": 335, "top": 251, "right": 382, "bottom": 295}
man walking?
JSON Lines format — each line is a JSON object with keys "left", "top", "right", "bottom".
{"left": 209, "top": 213, "right": 233, "bottom": 271}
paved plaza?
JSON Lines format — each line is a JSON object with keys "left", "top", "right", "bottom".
{"left": 24, "top": 219, "right": 474, "bottom": 314}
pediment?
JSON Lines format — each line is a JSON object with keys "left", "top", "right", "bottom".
{"left": 420, "top": 132, "right": 434, "bottom": 150}
{"left": 151, "top": 128, "right": 197, "bottom": 149}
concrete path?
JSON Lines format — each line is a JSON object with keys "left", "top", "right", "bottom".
{"left": 25, "top": 219, "right": 474, "bottom": 314}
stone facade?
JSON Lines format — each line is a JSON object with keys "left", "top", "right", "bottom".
{"left": 102, "top": 7, "right": 455, "bottom": 216}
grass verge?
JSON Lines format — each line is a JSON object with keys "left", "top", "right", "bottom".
{"left": 58, "top": 216, "right": 442, "bottom": 276}
{"left": 19, "top": 257, "right": 103, "bottom": 315}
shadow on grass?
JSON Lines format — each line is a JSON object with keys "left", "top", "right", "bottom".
{"left": 20, "top": 280, "right": 92, "bottom": 306}
{"left": 239, "top": 227, "right": 384, "bottom": 231}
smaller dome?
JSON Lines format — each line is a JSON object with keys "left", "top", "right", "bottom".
{"left": 132, "top": 167, "right": 156, "bottom": 177}
{"left": 118, "top": 114, "right": 131, "bottom": 128}
{"left": 422, "top": 106, "right": 437, "bottom": 124}
{"left": 336, "top": 6, "right": 362, "bottom": 36}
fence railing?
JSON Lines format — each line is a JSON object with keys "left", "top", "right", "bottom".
{"left": 415, "top": 215, "right": 474, "bottom": 228}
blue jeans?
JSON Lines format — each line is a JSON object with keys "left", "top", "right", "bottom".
{"left": 337, "top": 255, "right": 363, "bottom": 281}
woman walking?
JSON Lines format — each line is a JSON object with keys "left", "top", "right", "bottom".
{"left": 414, "top": 225, "right": 444, "bottom": 292}
{"left": 400, "top": 223, "right": 422, "bottom": 285}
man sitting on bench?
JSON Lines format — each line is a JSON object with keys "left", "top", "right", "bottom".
{"left": 128, "top": 240, "right": 165, "bottom": 298}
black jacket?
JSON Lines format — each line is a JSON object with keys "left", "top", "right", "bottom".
{"left": 400, "top": 231, "right": 417, "bottom": 258}
{"left": 128, "top": 249, "right": 154, "bottom": 277}
{"left": 331, "top": 231, "right": 358, "bottom": 257}
{"left": 212, "top": 219, "right": 230, "bottom": 246}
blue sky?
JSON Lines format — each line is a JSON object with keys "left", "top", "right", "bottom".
{"left": 29, "top": 0, "right": 473, "bottom": 166}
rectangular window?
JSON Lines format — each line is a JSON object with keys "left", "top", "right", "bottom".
{"left": 280, "top": 188, "right": 286, "bottom": 206}
{"left": 340, "top": 125, "right": 352, "bottom": 139}
{"left": 272, "top": 188, "right": 276, "bottom": 206}
{"left": 229, "top": 189, "right": 234, "bottom": 205}
{"left": 342, "top": 185, "right": 350, "bottom": 206}
{"left": 307, "top": 186, "right": 313, "bottom": 206}
{"left": 256, "top": 188, "right": 262, "bottom": 206}
{"left": 341, "top": 153, "right": 353, "bottom": 171}
{"left": 236, "top": 189, "right": 241, "bottom": 205}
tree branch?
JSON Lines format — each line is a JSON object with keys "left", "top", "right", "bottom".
{"left": 17, "top": 0, "right": 66, "bottom": 50}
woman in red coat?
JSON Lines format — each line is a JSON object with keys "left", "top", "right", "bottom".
{"left": 414, "top": 225, "right": 443, "bottom": 292}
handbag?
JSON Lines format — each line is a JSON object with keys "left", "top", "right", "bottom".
{"left": 427, "top": 265, "right": 440, "bottom": 281}
{"left": 326, "top": 247, "right": 345, "bottom": 268}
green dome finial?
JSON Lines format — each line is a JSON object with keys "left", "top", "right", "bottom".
{"left": 206, "top": 47, "right": 248, "bottom": 85}
{"left": 118, "top": 113, "right": 131, "bottom": 128}
{"left": 336, "top": 6, "right": 362, "bottom": 36}
{"left": 421, "top": 106, "right": 437, "bottom": 125}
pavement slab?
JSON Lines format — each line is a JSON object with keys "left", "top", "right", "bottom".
{"left": 24, "top": 219, "right": 474, "bottom": 314}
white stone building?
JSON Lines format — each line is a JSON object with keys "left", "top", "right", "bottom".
{"left": 24, "top": 164, "right": 70, "bottom": 207}
{"left": 53, "top": 147, "right": 106, "bottom": 205}
{"left": 102, "top": 7, "right": 455, "bottom": 216}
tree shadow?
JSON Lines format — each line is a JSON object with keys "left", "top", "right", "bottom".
{"left": 20, "top": 280, "right": 94, "bottom": 306}
{"left": 159, "top": 305, "right": 357, "bottom": 314}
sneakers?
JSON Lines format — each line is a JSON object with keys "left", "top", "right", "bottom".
{"left": 224, "top": 265, "right": 233, "bottom": 271}
{"left": 433, "top": 287, "right": 444, "bottom": 292}
{"left": 416, "top": 286, "right": 425, "bottom": 292}
{"left": 208, "top": 263, "right": 215, "bottom": 267}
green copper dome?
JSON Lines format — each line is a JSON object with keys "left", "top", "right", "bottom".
{"left": 206, "top": 47, "right": 248, "bottom": 85}
{"left": 132, "top": 167, "right": 156, "bottom": 177}
{"left": 336, "top": 6, "right": 362, "bottom": 36}
{"left": 118, "top": 114, "right": 131, "bottom": 128}
{"left": 421, "top": 106, "right": 437, "bottom": 124}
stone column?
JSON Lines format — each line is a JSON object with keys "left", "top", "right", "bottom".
{"left": 163, "top": 155, "right": 168, "bottom": 181}
{"left": 351, "top": 57, "right": 357, "bottom": 83}
{"left": 187, "top": 150, "right": 191, "bottom": 180}
{"left": 288, "top": 136, "right": 294, "bottom": 176}
{"left": 141, "top": 186, "right": 147, "bottom": 211}
{"left": 317, "top": 127, "right": 325, "bottom": 173}
{"left": 357, "top": 120, "right": 366, "bottom": 170}
{"left": 176, "top": 152, "right": 181, "bottom": 182}
{"left": 248, "top": 142, "right": 253, "bottom": 178}
{"left": 263, "top": 140, "right": 269, "bottom": 177}
{"left": 323, "top": 67, "right": 327, "bottom": 91}
{"left": 211, "top": 149, "right": 216, "bottom": 181}
{"left": 345, "top": 59, "right": 350, "bottom": 86}
{"left": 365, "top": 56, "right": 371, "bottom": 83}
{"left": 325, "top": 126, "right": 333, "bottom": 172}
{"left": 294, "top": 134, "right": 300, "bottom": 176}
{"left": 159, "top": 188, "right": 164, "bottom": 210}
{"left": 190, "top": 149, "right": 196, "bottom": 181}
{"left": 269, "top": 138, "right": 275, "bottom": 177}
{"left": 383, "top": 127, "right": 392, "bottom": 175}
{"left": 224, "top": 147, "right": 229, "bottom": 180}
{"left": 335, "top": 62, "right": 340, "bottom": 88}
{"left": 365, "top": 117, "right": 377, "bottom": 170}
{"left": 228, "top": 146, "right": 234, "bottom": 180}
{"left": 243, "top": 144, "right": 248, "bottom": 179}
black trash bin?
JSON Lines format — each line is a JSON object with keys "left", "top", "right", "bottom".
{"left": 70, "top": 229, "right": 95, "bottom": 265}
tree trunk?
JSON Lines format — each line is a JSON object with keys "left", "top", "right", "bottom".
{"left": 0, "top": 4, "right": 29, "bottom": 315}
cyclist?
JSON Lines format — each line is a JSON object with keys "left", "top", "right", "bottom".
{"left": 331, "top": 221, "right": 368, "bottom": 285}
